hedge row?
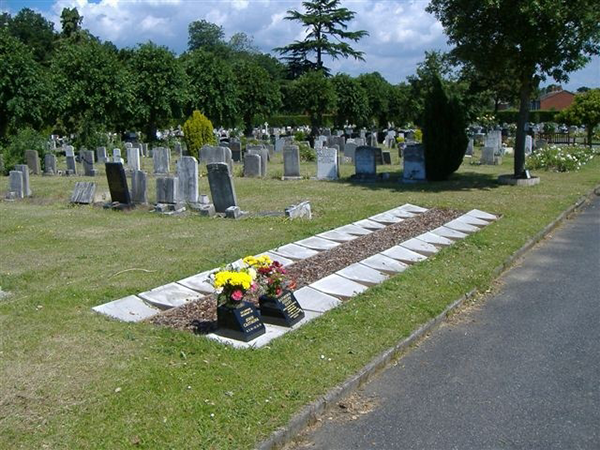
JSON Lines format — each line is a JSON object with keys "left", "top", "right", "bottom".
{"left": 267, "top": 114, "right": 335, "bottom": 128}
{"left": 493, "top": 109, "right": 558, "bottom": 123}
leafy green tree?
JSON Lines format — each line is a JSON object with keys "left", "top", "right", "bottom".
{"left": 8, "top": 8, "right": 56, "bottom": 65}
{"left": 234, "top": 60, "right": 281, "bottom": 135}
{"left": 357, "top": 72, "right": 392, "bottom": 127}
{"left": 0, "top": 30, "right": 50, "bottom": 138}
{"left": 129, "top": 42, "right": 187, "bottom": 141}
{"left": 387, "top": 83, "right": 416, "bottom": 126}
{"left": 427, "top": 0, "right": 600, "bottom": 178}
{"left": 275, "top": 0, "right": 368, "bottom": 74}
{"left": 228, "top": 32, "right": 258, "bottom": 53}
{"left": 423, "top": 75, "right": 468, "bottom": 181}
{"left": 188, "top": 20, "right": 225, "bottom": 51}
{"left": 332, "top": 73, "right": 369, "bottom": 127}
{"left": 60, "top": 7, "right": 83, "bottom": 38}
{"left": 1, "top": 127, "right": 47, "bottom": 173}
{"left": 182, "top": 50, "right": 239, "bottom": 128}
{"left": 576, "top": 87, "right": 591, "bottom": 93}
{"left": 292, "top": 70, "right": 337, "bottom": 134}
{"left": 558, "top": 89, "right": 600, "bottom": 148}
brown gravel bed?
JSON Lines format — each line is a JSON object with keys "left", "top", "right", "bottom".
{"left": 149, "top": 207, "right": 462, "bottom": 333}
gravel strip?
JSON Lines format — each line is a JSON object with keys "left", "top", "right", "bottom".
{"left": 148, "top": 208, "right": 462, "bottom": 334}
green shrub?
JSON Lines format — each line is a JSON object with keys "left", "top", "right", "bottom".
{"left": 182, "top": 111, "right": 215, "bottom": 159}
{"left": 267, "top": 114, "right": 334, "bottom": 128}
{"left": 414, "top": 129, "right": 423, "bottom": 143}
{"left": 423, "top": 76, "right": 467, "bottom": 181}
{"left": 493, "top": 109, "right": 558, "bottom": 124}
{"left": 294, "top": 130, "right": 307, "bottom": 142}
{"left": 298, "top": 143, "right": 316, "bottom": 162}
{"left": 526, "top": 145, "right": 598, "bottom": 172}
{"left": 1, "top": 128, "right": 47, "bottom": 174}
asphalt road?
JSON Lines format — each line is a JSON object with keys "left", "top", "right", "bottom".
{"left": 295, "top": 194, "right": 600, "bottom": 450}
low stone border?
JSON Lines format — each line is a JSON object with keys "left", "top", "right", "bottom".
{"left": 497, "top": 174, "right": 541, "bottom": 186}
{"left": 256, "top": 183, "right": 600, "bottom": 450}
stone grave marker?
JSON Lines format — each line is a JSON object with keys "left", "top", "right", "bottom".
{"left": 8, "top": 171, "right": 25, "bottom": 198}
{"left": 316, "top": 147, "right": 338, "bottom": 180}
{"left": 105, "top": 162, "right": 132, "bottom": 205}
{"left": 352, "top": 146, "right": 377, "bottom": 181}
{"left": 65, "top": 146, "right": 77, "bottom": 175}
{"left": 112, "top": 148, "right": 124, "bottom": 164}
{"left": 82, "top": 150, "right": 97, "bottom": 176}
{"left": 207, "top": 162, "right": 237, "bottom": 213}
{"left": 344, "top": 142, "right": 357, "bottom": 161}
{"left": 177, "top": 156, "right": 199, "bottom": 204}
{"left": 243, "top": 153, "right": 262, "bottom": 177}
{"left": 466, "top": 138, "right": 474, "bottom": 156}
{"left": 43, "top": 153, "right": 57, "bottom": 175}
{"left": 230, "top": 139, "right": 242, "bottom": 161}
{"left": 285, "top": 201, "right": 312, "bottom": 220}
{"left": 283, "top": 145, "right": 301, "bottom": 180}
{"left": 96, "top": 147, "right": 107, "bottom": 163}
{"left": 131, "top": 170, "right": 148, "bottom": 205}
{"left": 124, "top": 142, "right": 132, "bottom": 148}
{"left": 126, "top": 147, "right": 141, "bottom": 171}
{"left": 382, "top": 151, "right": 392, "bottom": 165}
{"left": 275, "top": 138, "right": 286, "bottom": 153}
{"left": 153, "top": 147, "right": 170, "bottom": 174}
{"left": 402, "top": 144, "right": 426, "bottom": 182}
{"left": 480, "top": 146, "right": 499, "bottom": 165}
{"left": 156, "top": 177, "right": 179, "bottom": 204}
{"left": 70, "top": 182, "right": 97, "bottom": 204}
{"left": 15, "top": 165, "right": 31, "bottom": 196}
{"left": 525, "top": 135, "right": 533, "bottom": 155}
{"left": 25, "top": 150, "right": 41, "bottom": 175}
{"left": 247, "top": 146, "right": 268, "bottom": 177}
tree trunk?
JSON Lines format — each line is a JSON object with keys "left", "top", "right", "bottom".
{"left": 515, "top": 76, "right": 532, "bottom": 178}
{"left": 493, "top": 96, "right": 500, "bottom": 115}
{"left": 587, "top": 124, "right": 593, "bottom": 149}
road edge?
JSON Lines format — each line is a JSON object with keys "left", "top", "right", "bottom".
{"left": 257, "top": 183, "right": 600, "bottom": 450}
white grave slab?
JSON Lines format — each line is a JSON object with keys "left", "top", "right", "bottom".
{"left": 431, "top": 226, "right": 468, "bottom": 240}
{"left": 369, "top": 213, "right": 403, "bottom": 225}
{"left": 380, "top": 246, "right": 428, "bottom": 264}
{"left": 399, "top": 203, "right": 428, "bottom": 213}
{"left": 255, "top": 251, "right": 295, "bottom": 267}
{"left": 334, "top": 224, "right": 373, "bottom": 236}
{"left": 466, "top": 209, "right": 498, "bottom": 221}
{"left": 295, "top": 236, "right": 341, "bottom": 251}
{"left": 400, "top": 238, "right": 439, "bottom": 256}
{"left": 456, "top": 214, "right": 491, "bottom": 227}
{"left": 92, "top": 295, "right": 160, "bottom": 322}
{"left": 309, "top": 274, "right": 368, "bottom": 300}
{"left": 138, "top": 283, "right": 204, "bottom": 309}
{"left": 317, "top": 230, "right": 358, "bottom": 243}
{"left": 415, "top": 232, "right": 455, "bottom": 247}
{"left": 177, "top": 271, "right": 216, "bottom": 294}
{"left": 293, "top": 286, "right": 342, "bottom": 312}
{"left": 206, "top": 324, "right": 287, "bottom": 349}
{"left": 445, "top": 219, "right": 480, "bottom": 233}
{"left": 271, "top": 243, "right": 320, "bottom": 260}
{"left": 361, "top": 254, "right": 409, "bottom": 274}
{"left": 336, "top": 263, "right": 389, "bottom": 286}
{"left": 387, "top": 208, "right": 417, "bottom": 219}
{"left": 353, "top": 219, "right": 386, "bottom": 230}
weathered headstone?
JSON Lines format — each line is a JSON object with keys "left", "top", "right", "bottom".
{"left": 65, "top": 151, "right": 77, "bottom": 176}
{"left": 105, "top": 162, "right": 131, "bottom": 205}
{"left": 112, "top": 148, "right": 124, "bottom": 164}
{"left": 247, "top": 146, "right": 268, "bottom": 177}
{"left": 70, "top": 182, "right": 97, "bottom": 204}
{"left": 43, "top": 153, "right": 57, "bottom": 175}
{"left": 15, "top": 165, "right": 31, "bottom": 196}
{"left": 65, "top": 145, "right": 75, "bottom": 158}
{"left": 25, "top": 150, "right": 41, "bottom": 175}
{"left": 352, "top": 146, "right": 377, "bottom": 181}
{"left": 201, "top": 145, "right": 234, "bottom": 174}
{"left": 8, "top": 171, "right": 25, "bottom": 198}
{"left": 174, "top": 142, "right": 183, "bottom": 157}
{"left": 344, "top": 142, "right": 357, "bottom": 161}
{"left": 243, "top": 153, "right": 262, "bottom": 178}
{"left": 230, "top": 139, "right": 242, "bottom": 162}
{"left": 382, "top": 151, "right": 392, "bottom": 165}
{"left": 285, "top": 201, "right": 312, "bottom": 219}
{"left": 480, "top": 146, "right": 500, "bottom": 165}
{"left": 465, "top": 138, "right": 474, "bottom": 156}
{"left": 316, "top": 148, "right": 338, "bottom": 180}
{"left": 131, "top": 170, "right": 148, "bottom": 205}
{"left": 275, "top": 138, "right": 286, "bottom": 153}
{"left": 153, "top": 147, "right": 170, "bottom": 174}
{"left": 126, "top": 147, "right": 141, "bottom": 172}
{"left": 156, "top": 177, "right": 179, "bottom": 204}
{"left": 283, "top": 145, "right": 301, "bottom": 180}
{"left": 124, "top": 142, "right": 133, "bottom": 148}
{"left": 402, "top": 144, "right": 426, "bottom": 182}
{"left": 525, "top": 135, "right": 533, "bottom": 155}
{"left": 96, "top": 147, "right": 108, "bottom": 163}
{"left": 82, "top": 150, "right": 97, "bottom": 176}
{"left": 177, "top": 156, "right": 199, "bottom": 204}
{"left": 207, "top": 162, "right": 237, "bottom": 213}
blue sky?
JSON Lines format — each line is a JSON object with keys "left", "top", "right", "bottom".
{"left": 3, "top": 0, "right": 599, "bottom": 89}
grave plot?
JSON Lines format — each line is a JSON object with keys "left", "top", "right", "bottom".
{"left": 92, "top": 205, "right": 499, "bottom": 348}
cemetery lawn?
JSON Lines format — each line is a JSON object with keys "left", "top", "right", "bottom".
{"left": 1, "top": 152, "right": 599, "bottom": 449}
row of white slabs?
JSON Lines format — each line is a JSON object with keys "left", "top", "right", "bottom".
{"left": 92, "top": 205, "right": 498, "bottom": 349}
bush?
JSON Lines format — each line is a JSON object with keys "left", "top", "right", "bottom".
{"left": 423, "top": 76, "right": 467, "bottom": 181}
{"left": 1, "top": 128, "right": 47, "bottom": 174}
{"left": 526, "top": 145, "right": 598, "bottom": 172}
{"left": 267, "top": 114, "right": 334, "bottom": 128}
{"left": 493, "top": 109, "right": 558, "bottom": 124}
{"left": 182, "top": 111, "right": 215, "bottom": 159}
{"left": 298, "top": 143, "right": 316, "bottom": 162}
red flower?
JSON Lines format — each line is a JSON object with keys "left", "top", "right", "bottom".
{"left": 231, "top": 290, "right": 243, "bottom": 301}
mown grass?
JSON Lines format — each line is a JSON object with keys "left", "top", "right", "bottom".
{"left": 0, "top": 149, "right": 598, "bottom": 449}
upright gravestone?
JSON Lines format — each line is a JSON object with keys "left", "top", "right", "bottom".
{"left": 70, "top": 182, "right": 97, "bottom": 204}
{"left": 65, "top": 146, "right": 77, "bottom": 175}
{"left": 82, "top": 150, "right": 97, "bottom": 176}
{"left": 230, "top": 139, "right": 242, "bottom": 162}
{"left": 465, "top": 138, "right": 474, "bottom": 157}
{"left": 131, "top": 170, "right": 148, "bottom": 205}
{"left": 480, "top": 147, "right": 498, "bottom": 165}
{"left": 243, "top": 153, "right": 262, "bottom": 178}
{"left": 369, "top": 134, "right": 378, "bottom": 147}
{"left": 153, "top": 147, "right": 170, "bottom": 174}
{"left": 316, "top": 147, "right": 338, "bottom": 180}
{"left": 112, "top": 148, "right": 124, "bottom": 164}
{"left": 275, "top": 138, "right": 286, "bottom": 153}
{"left": 25, "top": 150, "right": 41, "bottom": 175}
{"left": 402, "top": 144, "right": 426, "bottom": 183}
{"left": 177, "top": 156, "right": 199, "bottom": 204}
{"left": 156, "top": 177, "right": 179, "bottom": 204}
{"left": 124, "top": 142, "right": 133, "bottom": 148}
{"left": 282, "top": 145, "right": 301, "bottom": 180}
{"left": 8, "top": 171, "right": 25, "bottom": 198}
{"left": 344, "top": 142, "right": 357, "bottom": 161}
{"left": 126, "top": 147, "right": 141, "bottom": 172}
{"left": 247, "top": 146, "right": 268, "bottom": 177}
{"left": 96, "top": 147, "right": 108, "bottom": 163}
{"left": 15, "top": 165, "right": 32, "bottom": 196}
{"left": 207, "top": 162, "right": 237, "bottom": 213}
{"left": 525, "top": 135, "right": 533, "bottom": 155}
{"left": 352, "top": 146, "right": 377, "bottom": 181}
{"left": 105, "top": 162, "right": 132, "bottom": 206}
{"left": 43, "top": 153, "right": 57, "bottom": 176}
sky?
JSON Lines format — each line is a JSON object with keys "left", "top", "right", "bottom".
{"left": 3, "top": 0, "right": 599, "bottom": 89}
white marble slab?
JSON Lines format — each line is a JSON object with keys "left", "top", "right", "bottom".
{"left": 353, "top": 219, "right": 386, "bottom": 230}
{"left": 431, "top": 226, "right": 468, "bottom": 240}
{"left": 456, "top": 214, "right": 490, "bottom": 227}
{"left": 206, "top": 324, "right": 288, "bottom": 349}
{"left": 270, "top": 243, "right": 320, "bottom": 260}
{"left": 387, "top": 207, "right": 417, "bottom": 219}
{"left": 177, "top": 270, "right": 215, "bottom": 294}
{"left": 380, "top": 245, "right": 428, "bottom": 264}
{"left": 309, "top": 274, "right": 368, "bottom": 300}
{"left": 255, "top": 251, "right": 295, "bottom": 267}
{"left": 399, "top": 203, "right": 428, "bottom": 213}
{"left": 466, "top": 209, "right": 498, "bottom": 221}
{"left": 269, "top": 309, "right": 322, "bottom": 332}
{"left": 416, "top": 231, "right": 455, "bottom": 247}
{"left": 444, "top": 219, "right": 480, "bottom": 233}
{"left": 369, "top": 213, "right": 403, "bottom": 225}
{"left": 93, "top": 295, "right": 160, "bottom": 322}
{"left": 316, "top": 230, "right": 358, "bottom": 243}
{"left": 336, "top": 263, "right": 389, "bottom": 286}
{"left": 334, "top": 224, "right": 373, "bottom": 236}
{"left": 138, "top": 283, "right": 204, "bottom": 309}
{"left": 293, "top": 286, "right": 342, "bottom": 312}
{"left": 361, "top": 254, "right": 409, "bottom": 274}
{"left": 400, "top": 238, "right": 439, "bottom": 256}
{"left": 295, "top": 236, "right": 341, "bottom": 251}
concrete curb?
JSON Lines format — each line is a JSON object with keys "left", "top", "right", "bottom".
{"left": 257, "top": 183, "right": 600, "bottom": 450}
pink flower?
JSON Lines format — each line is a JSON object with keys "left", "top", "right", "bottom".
{"left": 230, "top": 290, "right": 243, "bottom": 302}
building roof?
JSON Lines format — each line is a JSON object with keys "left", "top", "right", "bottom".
{"left": 539, "top": 90, "right": 574, "bottom": 101}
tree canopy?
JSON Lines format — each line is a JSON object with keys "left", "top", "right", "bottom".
{"left": 557, "top": 89, "right": 600, "bottom": 147}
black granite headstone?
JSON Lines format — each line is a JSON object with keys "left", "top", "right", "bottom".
{"left": 216, "top": 302, "right": 266, "bottom": 342}
{"left": 259, "top": 291, "right": 305, "bottom": 327}
{"left": 105, "top": 162, "right": 131, "bottom": 204}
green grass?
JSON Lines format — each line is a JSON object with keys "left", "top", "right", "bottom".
{"left": 1, "top": 150, "right": 598, "bottom": 449}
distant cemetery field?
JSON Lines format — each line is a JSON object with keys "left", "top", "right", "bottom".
{"left": 1, "top": 153, "right": 599, "bottom": 449}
